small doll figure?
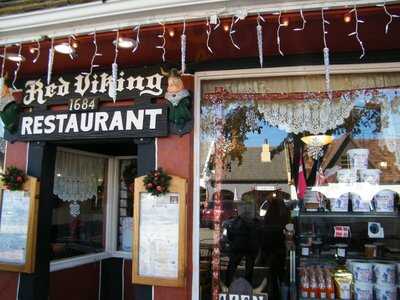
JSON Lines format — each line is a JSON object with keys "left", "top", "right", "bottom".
{"left": 162, "top": 68, "right": 192, "bottom": 133}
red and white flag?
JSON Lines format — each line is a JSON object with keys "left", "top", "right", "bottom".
{"left": 297, "top": 156, "right": 307, "bottom": 200}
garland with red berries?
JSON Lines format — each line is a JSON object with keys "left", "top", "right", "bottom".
{"left": 1, "top": 166, "right": 26, "bottom": 191}
{"left": 143, "top": 168, "right": 172, "bottom": 196}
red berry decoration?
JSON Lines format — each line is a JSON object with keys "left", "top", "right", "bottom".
{"left": 1, "top": 166, "right": 27, "bottom": 191}
{"left": 143, "top": 168, "right": 172, "bottom": 196}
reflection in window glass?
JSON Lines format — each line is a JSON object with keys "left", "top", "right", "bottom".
{"left": 117, "top": 158, "right": 137, "bottom": 251}
{"left": 199, "top": 74, "right": 400, "bottom": 300}
{"left": 51, "top": 149, "right": 107, "bottom": 260}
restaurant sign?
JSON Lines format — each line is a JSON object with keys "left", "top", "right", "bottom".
{"left": 15, "top": 104, "right": 168, "bottom": 141}
{"left": 21, "top": 66, "right": 166, "bottom": 106}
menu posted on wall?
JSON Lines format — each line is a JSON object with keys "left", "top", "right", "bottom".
{"left": 133, "top": 175, "right": 187, "bottom": 287}
{"left": 138, "top": 192, "right": 180, "bottom": 278}
{"left": 0, "top": 190, "right": 30, "bottom": 265}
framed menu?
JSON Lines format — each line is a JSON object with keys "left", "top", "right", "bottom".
{"left": 132, "top": 175, "right": 187, "bottom": 287}
{"left": 0, "top": 177, "right": 39, "bottom": 273}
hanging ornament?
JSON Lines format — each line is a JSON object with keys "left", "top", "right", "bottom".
{"left": 156, "top": 22, "right": 166, "bottom": 62}
{"left": 229, "top": 15, "right": 241, "bottom": 50}
{"left": 256, "top": 13, "right": 265, "bottom": 68}
{"left": 377, "top": 1, "right": 400, "bottom": 34}
{"left": 111, "top": 30, "right": 119, "bottom": 102}
{"left": 181, "top": 20, "right": 186, "bottom": 74}
{"left": 348, "top": 5, "right": 366, "bottom": 59}
{"left": 276, "top": 11, "right": 284, "bottom": 56}
{"left": 82, "top": 31, "right": 101, "bottom": 76}
{"left": 321, "top": 8, "right": 332, "bottom": 100}
{"left": 132, "top": 25, "right": 140, "bottom": 54}
{"left": 12, "top": 43, "right": 22, "bottom": 90}
{"left": 32, "top": 39, "right": 40, "bottom": 63}
{"left": 47, "top": 37, "right": 54, "bottom": 85}
{"left": 293, "top": 9, "right": 307, "bottom": 31}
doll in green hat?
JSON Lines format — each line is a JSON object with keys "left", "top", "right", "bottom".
{"left": 162, "top": 68, "right": 191, "bottom": 132}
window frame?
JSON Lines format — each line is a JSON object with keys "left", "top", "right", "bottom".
{"left": 192, "top": 62, "right": 400, "bottom": 300}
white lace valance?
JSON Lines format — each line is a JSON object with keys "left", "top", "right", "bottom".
{"left": 53, "top": 149, "right": 106, "bottom": 216}
{"left": 257, "top": 98, "right": 355, "bottom": 135}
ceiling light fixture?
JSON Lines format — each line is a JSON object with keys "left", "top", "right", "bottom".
{"left": 168, "top": 30, "right": 175, "bottom": 37}
{"left": 301, "top": 134, "right": 333, "bottom": 146}
{"left": 1, "top": 52, "right": 25, "bottom": 62}
{"left": 54, "top": 42, "right": 75, "bottom": 55}
{"left": 113, "top": 37, "right": 136, "bottom": 49}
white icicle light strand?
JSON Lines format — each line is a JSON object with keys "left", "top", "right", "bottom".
{"left": 132, "top": 25, "right": 140, "bottom": 54}
{"left": 12, "top": 43, "right": 22, "bottom": 90}
{"left": 256, "top": 14, "right": 265, "bottom": 68}
{"left": 229, "top": 15, "right": 241, "bottom": 50}
{"left": 277, "top": 11, "right": 284, "bottom": 56}
{"left": 0, "top": 46, "right": 6, "bottom": 79}
{"left": 206, "top": 17, "right": 213, "bottom": 53}
{"left": 378, "top": 1, "right": 400, "bottom": 34}
{"left": 181, "top": 20, "right": 186, "bottom": 74}
{"left": 348, "top": 5, "right": 366, "bottom": 59}
{"left": 293, "top": 9, "right": 307, "bottom": 31}
{"left": 321, "top": 8, "right": 332, "bottom": 100}
{"left": 156, "top": 22, "right": 166, "bottom": 62}
{"left": 47, "top": 37, "right": 55, "bottom": 85}
{"left": 82, "top": 31, "right": 101, "bottom": 76}
{"left": 33, "top": 39, "right": 40, "bottom": 64}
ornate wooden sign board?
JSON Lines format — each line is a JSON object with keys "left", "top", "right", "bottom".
{"left": 0, "top": 177, "right": 40, "bottom": 273}
{"left": 132, "top": 175, "right": 187, "bottom": 287}
{"left": 21, "top": 66, "right": 167, "bottom": 107}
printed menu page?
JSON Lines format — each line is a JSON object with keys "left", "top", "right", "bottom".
{"left": 0, "top": 190, "right": 30, "bottom": 264}
{"left": 138, "top": 192, "right": 180, "bottom": 278}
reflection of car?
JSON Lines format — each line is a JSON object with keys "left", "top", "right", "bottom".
{"left": 201, "top": 201, "right": 237, "bottom": 228}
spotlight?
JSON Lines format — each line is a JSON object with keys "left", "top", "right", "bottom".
{"left": 0, "top": 52, "right": 25, "bottom": 62}
{"left": 223, "top": 24, "right": 230, "bottom": 32}
{"left": 168, "top": 30, "right": 175, "bottom": 37}
{"left": 54, "top": 42, "right": 75, "bottom": 55}
{"left": 344, "top": 15, "right": 352, "bottom": 23}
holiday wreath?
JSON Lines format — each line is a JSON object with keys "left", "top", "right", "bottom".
{"left": 1, "top": 166, "right": 27, "bottom": 191}
{"left": 143, "top": 168, "right": 172, "bottom": 196}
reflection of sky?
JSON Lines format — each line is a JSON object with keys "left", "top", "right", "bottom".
{"left": 246, "top": 124, "right": 287, "bottom": 147}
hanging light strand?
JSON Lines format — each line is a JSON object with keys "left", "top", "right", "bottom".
{"left": 206, "top": 16, "right": 213, "bottom": 53}
{"left": 47, "top": 37, "right": 55, "bottom": 85}
{"left": 68, "top": 35, "right": 76, "bottom": 60}
{"left": 229, "top": 15, "right": 241, "bottom": 50}
{"left": 156, "top": 22, "right": 166, "bottom": 62}
{"left": 256, "top": 13, "right": 265, "bottom": 68}
{"left": 321, "top": 8, "right": 332, "bottom": 100}
{"left": 348, "top": 5, "right": 366, "bottom": 59}
{"left": 111, "top": 30, "right": 119, "bottom": 102}
{"left": 32, "top": 39, "right": 41, "bottom": 63}
{"left": 181, "top": 19, "right": 187, "bottom": 74}
{"left": 12, "top": 43, "right": 22, "bottom": 89}
{"left": 0, "top": 46, "right": 6, "bottom": 79}
{"left": 377, "top": 1, "right": 400, "bottom": 34}
{"left": 132, "top": 25, "right": 141, "bottom": 54}
{"left": 293, "top": 9, "right": 307, "bottom": 31}
{"left": 82, "top": 31, "right": 101, "bottom": 76}
{"left": 277, "top": 11, "right": 284, "bottom": 56}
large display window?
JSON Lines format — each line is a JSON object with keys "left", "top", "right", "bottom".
{"left": 197, "top": 68, "right": 400, "bottom": 300}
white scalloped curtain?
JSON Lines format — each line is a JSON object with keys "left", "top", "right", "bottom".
{"left": 53, "top": 149, "right": 106, "bottom": 217}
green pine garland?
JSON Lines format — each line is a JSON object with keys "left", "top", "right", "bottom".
{"left": 143, "top": 168, "right": 172, "bottom": 196}
{"left": 1, "top": 166, "right": 26, "bottom": 191}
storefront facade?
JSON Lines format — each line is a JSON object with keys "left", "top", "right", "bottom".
{"left": 0, "top": 1, "right": 399, "bottom": 300}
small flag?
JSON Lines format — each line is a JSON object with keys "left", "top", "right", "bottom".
{"left": 297, "top": 156, "right": 307, "bottom": 199}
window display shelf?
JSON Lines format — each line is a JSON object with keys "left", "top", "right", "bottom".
{"left": 297, "top": 211, "right": 399, "bottom": 219}
{"left": 311, "top": 183, "right": 400, "bottom": 203}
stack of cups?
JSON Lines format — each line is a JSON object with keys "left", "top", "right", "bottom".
{"left": 374, "top": 262, "right": 397, "bottom": 300}
{"left": 352, "top": 261, "right": 373, "bottom": 300}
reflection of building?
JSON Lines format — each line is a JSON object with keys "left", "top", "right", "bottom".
{"left": 202, "top": 147, "right": 290, "bottom": 201}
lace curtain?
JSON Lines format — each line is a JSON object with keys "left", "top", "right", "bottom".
{"left": 53, "top": 149, "right": 106, "bottom": 217}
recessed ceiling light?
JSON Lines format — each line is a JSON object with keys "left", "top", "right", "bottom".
{"left": 54, "top": 42, "right": 75, "bottom": 55}
{"left": 113, "top": 37, "right": 136, "bottom": 49}
{"left": 0, "top": 52, "right": 25, "bottom": 62}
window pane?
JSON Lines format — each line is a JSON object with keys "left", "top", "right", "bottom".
{"left": 199, "top": 73, "right": 400, "bottom": 300}
{"left": 51, "top": 149, "right": 107, "bottom": 260}
{"left": 117, "top": 158, "right": 137, "bottom": 251}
